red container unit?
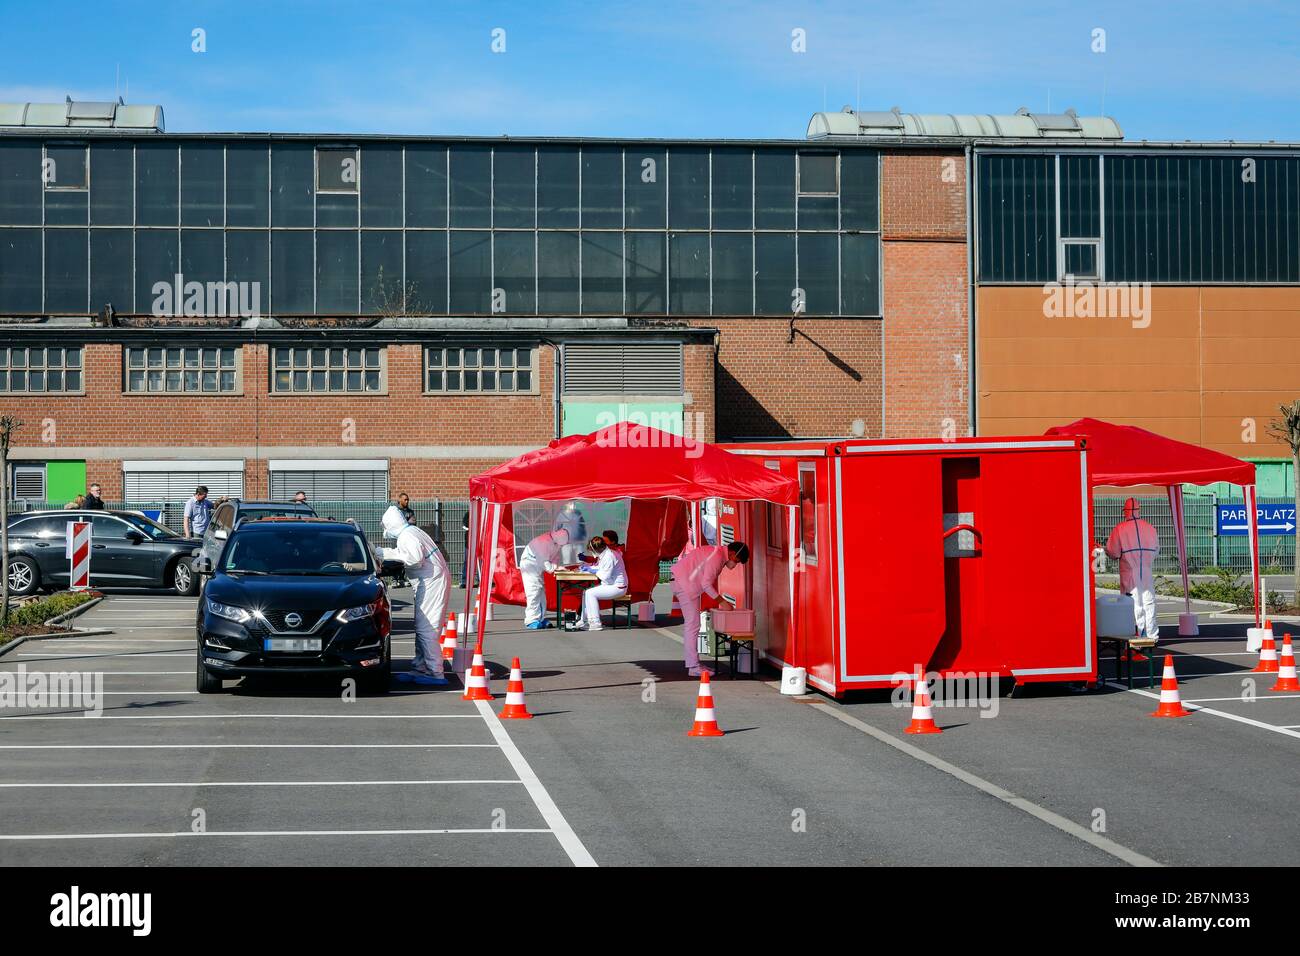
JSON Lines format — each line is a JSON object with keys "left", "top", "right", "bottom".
{"left": 719, "top": 437, "right": 1096, "bottom": 697}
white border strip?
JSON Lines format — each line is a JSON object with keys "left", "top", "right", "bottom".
{"left": 1104, "top": 681, "right": 1300, "bottom": 740}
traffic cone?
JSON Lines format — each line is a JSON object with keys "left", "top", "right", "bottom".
{"left": 686, "top": 672, "right": 724, "bottom": 737}
{"left": 1271, "top": 634, "right": 1300, "bottom": 692}
{"left": 1150, "top": 654, "right": 1192, "bottom": 718}
{"left": 440, "top": 613, "right": 457, "bottom": 660}
{"left": 499, "top": 657, "right": 534, "bottom": 719}
{"left": 1252, "top": 635, "right": 1280, "bottom": 674}
{"left": 461, "top": 643, "right": 494, "bottom": 701}
{"left": 904, "top": 673, "right": 942, "bottom": 734}
{"left": 669, "top": 595, "right": 683, "bottom": 620}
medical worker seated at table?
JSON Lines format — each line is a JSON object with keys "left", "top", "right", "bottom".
{"left": 1105, "top": 497, "right": 1160, "bottom": 642}
{"left": 378, "top": 505, "right": 450, "bottom": 684}
{"left": 671, "top": 541, "right": 750, "bottom": 677}
{"left": 518, "top": 527, "right": 570, "bottom": 630}
{"left": 577, "top": 535, "right": 627, "bottom": 632}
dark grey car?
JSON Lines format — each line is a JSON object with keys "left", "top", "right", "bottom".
{"left": 4, "top": 510, "right": 203, "bottom": 596}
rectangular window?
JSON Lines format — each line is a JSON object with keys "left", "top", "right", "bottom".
{"left": 181, "top": 143, "right": 224, "bottom": 226}
{"left": 712, "top": 232, "right": 753, "bottom": 315}
{"left": 316, "top": 230, "right": 359, "bottom": 312}
{"left": 580, "top": 231, "right": 623, "bottom": 313}
{"left": 0, "top": 143, "right": 42, "bottom": 225}
{"left": 425, "top": 345, "right": 536, "bottom": 394}
{"left": 226, "top": 143, "right": 269, "bottom": 227}
{"left": 626, "top": 231, "right": 666, "bottom": 314}
{"left": 125, "top": 346, "right": 239, "bottom": 394}
{"left": 44, "top": 228, "right": 88, "bottom": 313}
{"left": 361, "top": 230, "right": 403, "bottom": 314}
{"left": 90, "top": 228, "right": 133, "bottom": 314}
{"left": 0, "top": 346, "right": 83, "bottom": 394}
{"left": 449, "top": 145, "right": 492, "bottom": 228}
{"left": 270, "top": 346, "right": 384, "bottom": 394}
{"left": 493, "top": 231, "right": 536, "bottom": 314}
{"left": 841, "top": 233, "right": 880, "bottom": 316}
{"left": 360, "top": 145, "right": 402, "bottom": 227}
{"left": 537, "top": 230, "right": 579, "bottom": 313}
{"left": 797, "top": 233, "right": 838, "bottom": 315}
{"left": 537, "top": 147, "right": 579, "bottom": 228}
{"left": 755, "top": 232, "right": 795, "bottom": 315}
{"left": 668, "top": 147, "right": 709, "bottom": 230}
{"left": 625, "top": 148, "right": 666, "bottom": 229}
{"left": 449, "top": 229, "right": 492, "bottom": 313}
{"left": 405, "top": 145, "right": 448, "bottom": 227}
{"left": 765, "top": 461, "right": 784, "bottom": 554}
{"left": 755, "top": 150, "right": 796, "bottom": 229}
{"left": 668, "top": 232, "right": 709, "bottom": 315}
{"left": 316, "top": 147, "right": 359, "bottom": 192}
{"left": 797, "top": 152, "right": 839, "bottom": 196}
{"left": 136, "top": 144, "right": 179, "bottom": 226}
{"left": 711, "top": 148, "right": 753, "bottom": 230}
{"left": 136, "top": 229, "right": 179, "bottom": 316}
{"left": 271, "top": 144, "right": 314, "bottom": 227}
{"left": 270, "top": 230, "right": 313, "bottom": 314}
{"left": 798, "top": 463, "right": 818, "bottom": 565}
{"left": 89, "top": 143, "right": 134, "bottom": 225}
{"left": 493, "top": 145, "right": 536, "bottom": 229}
{"left": 581, "top": 146, "right": 623, "bottom": 229}
{"left": 405, "top": 231, "right": 448, "bottom": 313}
{"left": 44, "top": 144, "right": 88, "bottom": 190}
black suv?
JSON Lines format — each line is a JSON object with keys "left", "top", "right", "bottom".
{"left": 196, "top": 517, "right": 391, "bottom": 693}
{"left": 5, "top": 510, "right": 202, "bottom": 596}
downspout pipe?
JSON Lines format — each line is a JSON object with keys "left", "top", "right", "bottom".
{"left": 965, "top": 142, "right": 977, "bottom": 437}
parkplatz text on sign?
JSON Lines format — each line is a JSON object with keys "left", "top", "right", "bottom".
{"left": 1217, "top": 503, "right": 1296, "bottom": 537}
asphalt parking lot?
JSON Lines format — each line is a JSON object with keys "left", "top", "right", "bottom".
{"left": 1, "top": 589, "right": 1296, "bottom": 866}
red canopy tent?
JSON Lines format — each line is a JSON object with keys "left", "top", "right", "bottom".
{"left": 1043, "top": 418, "right": 1261, "bottom": 625}
{"left": 463, "top": 423, "right": 801, "bottom": 654}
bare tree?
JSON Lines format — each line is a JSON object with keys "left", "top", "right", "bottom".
{"left": 1268, "top": 400, "right": 1300, "bottom": 604}
{"left": 0, "top": 415, "right": 22, "bottom": 627}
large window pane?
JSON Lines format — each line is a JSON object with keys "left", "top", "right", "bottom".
{"left": 797, "top": 233, "right": 838, "bottom": 315}
{"left": 360, "top": 145, "right": 402, "bottom": 227}
{"left": 668, "top": 147, "right": 709, "bottom": 229}
{"left": 712, "top": 233, "right": 752, "bottom": 315}
{"left": 45, "top": 145, "right": 88, "bottom": 224}
{"left": 493, "top": 231, "right": 535, "bottom": 314}
{"left": 181, "top": 228, "right": 224, "bottom": 287}
{"left": 271, "top": 144, "right": 314, "bottom": 227}
{"left": 669, "top": 232, "right": 709, "bottom": 315}
{"left": 581, "top": 231, "right": 622, "bottom": 313}
{"left": 712, "top": 147, "right": 752, "bottom": 230}
{"left": 405, "top": 145, "right": 448, "bottom": 227}
{"left": 181, "top": 143, "right": 224, "bottom": 226}
{"left": 316, "top": 147, "right": 359, "bottom": 192}
{"left": 840, "top": 150, "right": 879, "bottom": 232}
{"left": 755, "top": 150, "right": 796, "bottom": 229}
{"left": 136, "top": 144, "right": 179, "bottom": 226}
{"left": 317, "top": 230, "right": 359, "bottom": 313}
{"left": 755, "top": 232, "right": 795, "bottom": 315}
{"left": 0, "top": 229, "right": 41, "bottom": 311}
{"left": 625, "top": 147, "right": 666, "bottom": 228}
{"left": 362, "top": 230, "right": 403, "bottom": 314}
{"left": 226, "top": 231, "right": 268, "bottom": 315}
{"left": 136, "top": 229, "right": 179, "bottom": 316}
{"left": 90, "top": 228, "right": 133, "bottom": 314}
{"left": 581, "top": 146, "right": 622, "bottom": 229}
{"left": 226, "top": 143, "right": 269, "bottom": 226}
{"left": 449, "top": 146, "right": 491, "bottom": 228}
{"left": 0, "top": 143, "right": 41, "bottom": 225}
{"left": 271, "top": 230, "right": 313, "bottom": 314}
{"left": 45, "top": 185, "right": 87, "bottom": 225}
{"left": 316, "top": 192, "right": 357, "bottom": 228}
{"left": 89, "top": 143, "right": 134, "bottom": 225}
{"left": 538, "top": 147, "right": 579, "bottom": 228}
{"left": 493, "top": 145, "right": 535, "bottom": 228}
{"left": 45, "top": 228, "right": 87, "bottom": 313}
{"left": 841, "top": 233, "right": 880, "bottom": 316}
{"left": 798, "top": 152, "right": 838, "bottom": 195}
{"left": 537, "top": 231, "right": 579, "bottom": 313}
{"left": 626, "top": 231, "right": 665, "bottom": 314}
{"left": 449, "top": 229, "right": 491, "bottom": 312}
{"left": 405, "top": 231, "right": 447, "bottom": 313}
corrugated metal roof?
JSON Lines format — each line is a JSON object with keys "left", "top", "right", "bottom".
{"left": 0, "top": 98, "right": 164, "bottom": 131}
{"left": 808, "top": 107, "right": 1122, "bottom": 141}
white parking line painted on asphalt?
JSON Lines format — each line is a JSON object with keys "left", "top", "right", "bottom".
{"left": 0, "top": 671, "right": 192, "bottom": 676}
{"left": 805, "top": 697, "right": 1163, "bottom": 867}
{"left": 1104, "top": 681, "right": 1300, "bottom": 740}
{"left": 0, "top": 713, "right": 482, "bottom": 721}
{"left": 1180, "top": 694, "right": 1300, "bottom": 703}
{"left": 0, "top": 779, "right": 523, "bottom": 788}
{"left": 474, "top": 699, "right": 597, "bottom": 867}
{"left": 11, "top": 651, "right": 193, "bottom": 659}
{"left": 0, "top": 743, "right": 500, "bottom": 750}
{"left": 0, "top": 827, "right": 554, "bottom": 841}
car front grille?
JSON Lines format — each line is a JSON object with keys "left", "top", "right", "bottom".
{"left": 259, "top": 609, "right": 329, "bottom": 633}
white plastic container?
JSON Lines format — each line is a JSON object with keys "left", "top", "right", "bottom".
{"left": 637, "top": 601, "right": 655, "bottom": 623}
{"left": 1096, "top": 592, "right": 1136, "bottom": 638}
{"left": 1247, "top": 625, "right": 1271, "bottom": 653}
{"left": 1178, "top": 612, "right": 1199, "bottom": 636}
{"left": 780, "top": 665, "right": 808, "bottom": 696}
{"left": 711, "top": 607, "right": 756, "bottom": 633}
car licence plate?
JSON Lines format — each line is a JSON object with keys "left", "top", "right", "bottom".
{"left": 264, "top": 638, "right": 322, "bottom": 652}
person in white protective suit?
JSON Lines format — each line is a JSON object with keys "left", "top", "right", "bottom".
{"left": 577, "top": 536, "right": 628, "bottom": 632}
{"left": 670, "top": 541, "right": 750, "bottom": 676}
{"left": 519, "top": 528, "right": 569, "bottom": 629}
{"left": 378, "top": 505, "right": 449, "bottom": 685}
{"left": 552, "top": 502, "right": 586, "bottom": 565}
{"left": 1105, "top": 497, "right": 1161, "bottom": 641}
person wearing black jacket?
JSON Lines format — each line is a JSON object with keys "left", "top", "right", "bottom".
{"left": 83, "top": 483, "right": 105, "bottom": 510}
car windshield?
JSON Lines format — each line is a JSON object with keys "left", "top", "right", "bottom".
{"left": 119, "top": 512, "right": 178, "bottom": 540}
{"left": 223, "top": 529, "right": 373, "bottom": 576}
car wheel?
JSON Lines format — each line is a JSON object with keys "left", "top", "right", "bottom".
{"left": 171, "top": 558, "right": 198, "bottom": 596}
{"left": 361, "top": 661, "right": 392, "bottom": 695}
{"left": 6, "top": 556, "right": 40, "bottom": 597}
{"left": 196, "top": 653, "right": 224, "bottom": 694}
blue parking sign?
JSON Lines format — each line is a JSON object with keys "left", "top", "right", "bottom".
{"left": 1217, "top": 503, "right": 1297, "bottom": 536}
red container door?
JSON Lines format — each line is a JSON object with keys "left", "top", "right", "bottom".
{"left": 834, "top": 453, "right": 947, "bottom": 688}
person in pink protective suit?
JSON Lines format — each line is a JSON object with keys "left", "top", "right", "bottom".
{"left": 670, "top": 541, "right": 750, "bottom": 677}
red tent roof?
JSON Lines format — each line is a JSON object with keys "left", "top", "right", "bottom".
{"left": 1044, "top": 418, "right": 1255, "bottom": 488}
{"left": 469, "top": 423, "right": 800, "bottom": 505}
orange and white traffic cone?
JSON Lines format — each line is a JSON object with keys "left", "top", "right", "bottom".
{"left": 904, "top": 673, "right": 942, "bottom": 734}
{"left": 461, "top": 643, "right": 494, "bottom": 701}
{"left": 1271, "top": 634, "right": 1300, "bottom": 692}
{"left": 686, "top": 672, "right": 724, "bottom": 737}
{"left": 441, "top": 613, "right": 457, "bottom": 661}
{"left": 1150, "top": 654, "right": 1192, "bottom": 718}
{"left": 669, "top": 595, "right": 683, "bottom": 620}
{"left": 1253, "top": 635, "right": 1280, "bottom": 674}
{"left": 499, "top": 657, "right": 534, "bottom": 719}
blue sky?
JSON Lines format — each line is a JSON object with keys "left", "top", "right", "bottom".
{"left": 4, "top": 0, "right": 1299, "bottom": 141}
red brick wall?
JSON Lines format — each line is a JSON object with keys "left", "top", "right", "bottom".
{"left": 880, "top": 151, "right": 970, "bottom": 439}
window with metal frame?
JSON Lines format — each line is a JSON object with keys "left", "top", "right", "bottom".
{"left": 765, "top": 461, "right": 785, "bottom": 554}
{"left": 270, "top": 346, "right": 384, "bottom": 394}
{"left": 562, "top": 342, "right": 683, "bottom": 396}
{"left": 0, "top": 346, "right": 83, "bottom": 393}
{"left": 425, "top": 346, "right": 536, "bottom": 394}
{"left": 44, "top": 144, "right": 88, "bottom": 190}
{"left": 798, "top": 463, "right": 818, "bottom": 565}
{"left": 125, "top": 346, "right": 238, "bottom": 393}
{"left": 797, "top": 152, "right": 839, "bottom": 196}
{"left": 316, "top": 147, "right": 359, "bottom": 192}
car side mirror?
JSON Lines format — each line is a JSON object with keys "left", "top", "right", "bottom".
{"left": 194, "top": 555, "right": 214, "bottom": 574}
{"left": 214, "top": 528, "right": 228, "bottom": 541}
{"left": 125, "top": 530, "right": 146, "bottom": 544}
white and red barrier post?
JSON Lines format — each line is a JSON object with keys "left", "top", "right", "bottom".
{"left": 66, "top": 520, "right": 91, "bottom": 590}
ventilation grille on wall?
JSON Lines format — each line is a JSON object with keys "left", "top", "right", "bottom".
{"left": 269, "top": 470, "right": 389, "bottom": 502}
{"left": 562, "top": 343, "right": 684, "bottom": 396}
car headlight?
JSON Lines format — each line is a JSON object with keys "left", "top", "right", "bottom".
{"left": 207, "top": 599, "right": 253, "bottom": 624}
{"left": 336, "top": 601, "right": 379, "bottom": 623}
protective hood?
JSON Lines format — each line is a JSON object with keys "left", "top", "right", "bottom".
{"left": 381, "top": 505, "right": 409, "bottom": 539}
{"left": 552, "top": 528, "right": 570, "bottom": 546}
{"left": 1123, "top": 497, "right": 1140, "bottom": 519}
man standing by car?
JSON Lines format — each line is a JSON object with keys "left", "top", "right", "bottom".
{"left": 184, "top": 486, "right": 213, "bottom": 538}
{"left": 83, "top": 483, "right": 105, "bottom": 510}
{"left": 293, "top": 491, "right": 308, "bottom": 505}
{"left": 378, "top": 505, "right": 449, "bottom": 685}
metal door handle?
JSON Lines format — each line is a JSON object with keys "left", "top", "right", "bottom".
{"left": 943, "top": 524, "right": 982, "bottom": 555}
{"left": 93, "top": 544, "right": 107, "bottom": 550}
